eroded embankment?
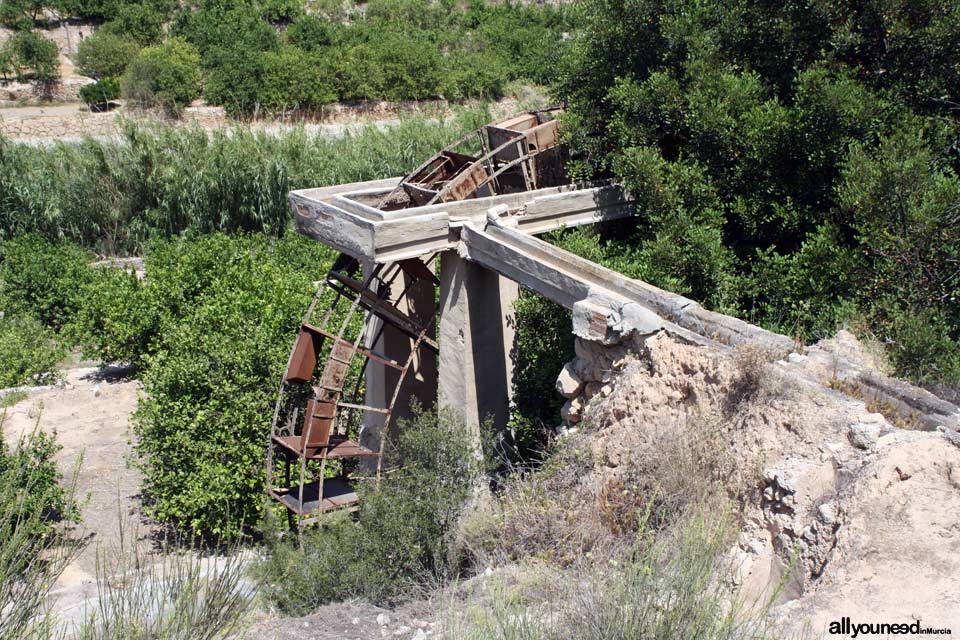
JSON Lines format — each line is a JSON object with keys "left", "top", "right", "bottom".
{"left": 556, "top": 329, "right": 960, "bottom": 633}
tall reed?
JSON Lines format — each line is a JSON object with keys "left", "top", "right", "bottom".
{"left": 0, "top": 108, "right": 489, "bottom": 255}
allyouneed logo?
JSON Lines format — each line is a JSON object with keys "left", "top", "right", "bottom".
{"left": 829, "top": 617, "right": 952, "bottom": 637}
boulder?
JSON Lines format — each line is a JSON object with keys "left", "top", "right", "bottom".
{"left": 555, "top": 362, "right": 583, "bottom": 399}
{"left": 848, "top": 421, "right": 881, "bottom": 450}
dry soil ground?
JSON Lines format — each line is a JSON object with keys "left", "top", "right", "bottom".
{"left": 1, "top": 365, "right": 145, "bottom": 626}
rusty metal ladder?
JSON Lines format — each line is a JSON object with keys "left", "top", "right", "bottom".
{"left": 266, "top": 254, "right": 439, "bottom": 533}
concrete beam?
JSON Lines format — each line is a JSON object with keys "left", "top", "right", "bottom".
{"left": 290, "top": 180, "right": 633, "bottom": 263}
{"left": 459, "top": 221, "right": 795, "bottom": 353}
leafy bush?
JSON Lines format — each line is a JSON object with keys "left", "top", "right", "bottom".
{"left": 74, "top": 31, "right": 139, "bottom": 79}
{"left": 121, "top": 37, "right": 200, "bottom": 115}
{"left": 284, "top": 14, "right": 332, "bottom": 52}
{"left": 131, "top": 234, "right": 333, "bottom": 538}
{"left": 0, "top": 428, "right": 78, "bottom": 538}
{"left": 555, "top": 0, "right": 960, "bottom": 389}
{"left": 0, "top": 314, "right": 65, "bottom": 388}
{"left": 0, "top": 234, "right": 91, "bottom": 330}
{"left": 1, "top": 31, "right": 59, "bottom": 82}
{"left": 100, "top": 2, "right": 167, "bottom": 45}
{"left": 0, "top": 428, "right": 79, "bottom": 639}
{"left": 71, "top": 266, "right": 155, "bottom": 368}
{"left": 79, "top": 77, "right": 120, "bottom": 108}
{"left": 258, "top": 406, "right": 480, "bottom": 612}
{"left": 204, "top": 44, "right": 337, "bottom": 117}
{"left": 506, "top": 291, "right": 573, "bottom": 461}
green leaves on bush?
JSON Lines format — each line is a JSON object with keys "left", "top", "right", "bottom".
{"left": 125, "top": 234, "right": 334, "bottom": 538}
{"left": 0, "top": 234, "right": 91, "bottom": 330}
{"left": 0, "top": 429, "right": 78, "bottom": 538}
{"left": 0, "top": 31, "right": 59, "bottom": 82}
{"left": 121, "top": 37, "right": 201, "bottom": 115}
{"left": 75, "top": 31, "right": 139, "bottom": 79}
{"left": 0, "top": 315, "right": 64, "bottom": 388}
{"left": 554, "top": 0, "right": 960, "bottom": 389}
{"left": 79, "top": 77, "right": 121, "bottom": 108}
{"left": 258, "top": 406, "right": 480, "bottom": 611}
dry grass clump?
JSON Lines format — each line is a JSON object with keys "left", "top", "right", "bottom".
{"left": 457, "top": 438, "right": 610, "bottom": 569}
{"left": 445, "top": 505, "right": 790, "bottom": 640}
{"left": 74, "top": 519, "right": 255, "bottom": 640}
{"left": 727, "top": 344, "right": 781, "bottom": 410}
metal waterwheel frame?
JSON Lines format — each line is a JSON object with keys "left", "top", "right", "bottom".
{"left": 265, "top": 255, "right": 439, "bottom": 534}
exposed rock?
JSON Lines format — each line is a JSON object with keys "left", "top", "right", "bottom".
{"left": 817, "top": 502, "right": 837, "bottom": 525}
{"left": 555, "top": 362, "right": 583, "bottom": 399}
{"left": 848, "top": 420, "right": 880, "bottom": 450}
{"left": 560, "top": 397, "right": 583, "bottom": 424}
{"left": 568, "top": 330, "right": 960, "bottom": 634}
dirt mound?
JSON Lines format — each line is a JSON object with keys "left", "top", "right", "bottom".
{"left": 566, "top": 330, "right": 960, "bottom": 636}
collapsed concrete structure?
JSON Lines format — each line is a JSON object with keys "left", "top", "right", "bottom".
{"left": 267, "top": 109, "right": 960, "bottom": 527}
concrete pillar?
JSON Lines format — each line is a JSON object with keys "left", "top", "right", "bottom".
{"left": 359, "top": 265, "right": 437, "bottom": 455}
{"left": 438, "top": 252, "right": 519, "bottom": 444}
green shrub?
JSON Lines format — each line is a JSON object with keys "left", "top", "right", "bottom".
{"left": 100, "top": 2, "right": 167, "bottom": 45}
{"left": 259, "top": 0, "right": 303, "bottom": 23}
{"left": 79, "top": 77, "right": 121, "bottom": 108}
{"left": 0, "top": 428, "right": 78, "bottom": 537}
{"left": 71, "top": 266, "right": 155, "bottom": 367}
{"left": 75, "top": 31, "right": 139, "bottom": 79}
{"left": 1, "top": 31, "right": 59, "bottom": 82}
{"left": 132, "top": 234, "right": 334, "bottom": 539}
{"left": 507, "top": 291, "right": 573, "bottom": 461}
{"left": 0, "top": 314, "right": 65, "bottom": 388}
{"left": 554, "top": 0, "right": 960, "bottom": 389}
{"left": 257, "top": 406, "right": 480, "bottom": 612}
{"left": 0, "top": 428, "right": 79, "bottom": 639}
{"left": 284, "top": 14, "right": 332, "bottom": 52}
{"left": 205, "top": 44, "right": 337, "bottom": 117}
{"left": 121, "top": 37, "right": 201, "bottom": 115}
{"left": 0, "top": 234, "right": 91, "bottom": 330}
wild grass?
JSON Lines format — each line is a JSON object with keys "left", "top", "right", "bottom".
{"left": 74, "top": 531, "right": 255, "bottom": 640}
{"left": 0, "top": 390, "right": 29, "bottom": 407}
{"left": 0, "top": 108, "right": 490, "bottom": 254}
{"left": 446, "top": 505, "right": 789, "bottom": 640}
{"left": 0, "top": 425, "right": 80, "bottom": 640}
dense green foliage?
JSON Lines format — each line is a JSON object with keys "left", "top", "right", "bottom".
{"left": 0, "top": 111, "right": 485, "bottom": 253}
{"left": 506, "top": 291, "right": 573, "bottom": 460}
{"left": 75, "top": 31, "right": 139, "bottom": 80}
{"left": 174, "top": 0, "right": 565, "bottom": 116}
{"left": 556, "top": 0, "right": 960, "bottom": 389}
{"left": 0, "top": 31, "right": 59, "bottom": 82}
{"left": 79, "top": 76, "right": 121, "bottom": 108}
{"left": 2, "top": 0, "right": 560, "bottom": 116}
{"left": 80, "top": 234, "right": 330, "bottom": 538}
{"left": 0, "top": 235, "right": 91, "bottom": 330}
{"left": 0, "top": 429, "right": 78, "bottom": 539}
{"left": 121, "top": 38, "right": 201, "bottom": 115}
{"left": 258, "top": 407, "right": 479, "bottom": 611}
{"left": 0, "top": 315, "right": 64, "bottom": 387}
